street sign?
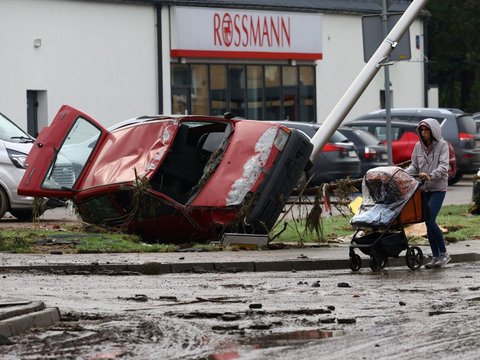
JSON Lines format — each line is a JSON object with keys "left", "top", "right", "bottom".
{"left": 362, "top": 13, "right": 411, "bottom": 62}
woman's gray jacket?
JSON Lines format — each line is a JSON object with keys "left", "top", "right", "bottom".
{"left": 405, "top": 118, "right": 449, "bottom": 192}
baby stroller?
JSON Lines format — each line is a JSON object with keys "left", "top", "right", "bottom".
{"left": 349, "top": 166, "right": 426, "bottom": 272}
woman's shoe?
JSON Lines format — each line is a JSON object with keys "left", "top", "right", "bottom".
{"left": 425, "top": 257, "right": 438, "bottom": 269}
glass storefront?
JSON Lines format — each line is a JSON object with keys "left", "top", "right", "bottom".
{"left": 172, "top": 63, "right": 316, "bottom": 122}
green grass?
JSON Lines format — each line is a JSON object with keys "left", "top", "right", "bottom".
{"left": 271, "top": 204, "right": 480, "bottom": 245}
{"left": 0, "top": 204, "right": 478, "bottom": 253}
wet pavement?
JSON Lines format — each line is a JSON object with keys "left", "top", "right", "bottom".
{"left": 0, "top": 178, "right": 478, "bottom": 358}
{"left": 1, "top": 261, "right": 480, "bottom": 359}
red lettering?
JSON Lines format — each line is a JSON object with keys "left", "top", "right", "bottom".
{"left": 281, "top": 17, "right": 291, "bottom": 47}
{"left": 213, "top": 12, "right": 291, "bottom": 49}
{"left": 270, "top": 17, "right": 280, "bottom": 46}
{"left": 222, "top": 13, "right": 233, "bottom": 47}
{"left": 241, "top": 15, "right": 249, "bottom": 46}
{"left": 213, "top": 14, "right": 222, "bottom": 45}
{"left": 262, "top": 17, "right": 271, "bottom": 47}
{"left": 250, "top": 17, "right": 261, "bottom": 46}
{"left": 234, "top": 14, "right": 241, "bottom": 46}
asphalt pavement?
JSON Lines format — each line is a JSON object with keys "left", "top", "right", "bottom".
{"left": 1, "top": 175, "right": 478, "bottom": 338}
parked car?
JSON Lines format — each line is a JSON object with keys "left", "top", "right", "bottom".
{"left": 18, "top": 105, "right": 313, "bottom": 243}
{"left": 274, "top": 121, "right": 361, "bottom": 185}
{"left": 473, "top": 112, "right": 480, "bottom": 133}
{"left": 343, "top": 119, "right": 458, "bottom": 184}
{"left": 0, "top": 111, "right": 65, "bottom": 220}
{"left": 337, "top": 127, "right": 388, "bottom": 176}
{"left": 347, "top": 108, "right": 478, "bottom": 184}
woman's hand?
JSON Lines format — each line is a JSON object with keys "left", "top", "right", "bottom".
{"left": 419, "top": 172, "right": 431, "bottom": 181}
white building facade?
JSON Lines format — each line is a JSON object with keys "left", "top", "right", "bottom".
{"left": 0, "top": 0, "right": 430, "bottom": 133}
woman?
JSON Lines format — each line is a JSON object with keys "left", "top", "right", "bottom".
{"left": 406, "top": 118, "right": 450, "bottom": 268}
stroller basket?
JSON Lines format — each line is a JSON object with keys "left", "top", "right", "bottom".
{"left": 353, "top": 231, "right": 407, "bottom": 258}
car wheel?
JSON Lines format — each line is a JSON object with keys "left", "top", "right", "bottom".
{"left": 9, "top": 208, "right": 39, "bottom": 221}
{"left": 0, "top": 187, "right": 9, "bottom": 219}
{"left": 448, "top": 171, "right": 463, "bottom": 185}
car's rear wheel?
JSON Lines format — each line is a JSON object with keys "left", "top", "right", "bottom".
{"left": 9, "top": 209, "right": 38, "bottom": 221}
{"left": 448, "top": 171, "right": 463, "bottom": 185}
{"left": 0, "top": 187, "right": 9, "bottom": 219}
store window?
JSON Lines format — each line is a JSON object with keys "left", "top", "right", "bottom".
{"left": 171, "top": 63, "right": 316, "bottom": 122}
{"left": 171, "top": 64, "right": 189, "bottom": 114}
{"left": 247, "top": 66, "right": 264, "bottom": 119}
{"left": 229, "top": 65, "right": 246, "bottom": 118}
{"left": 191, "top": 65, "right": 208, "bottom": 114}
{"left": 299, "top": 66, "right": 315, "bottom": 122}
{"left": 210, "top": 65, "right": 228, "bottom": 116}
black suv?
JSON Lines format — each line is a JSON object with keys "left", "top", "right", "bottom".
{"left": 349, "top": 108, "right": 480, "bottom": 183}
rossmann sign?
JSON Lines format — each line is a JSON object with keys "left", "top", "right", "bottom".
{"left": 170, "top": 6, "right": 323, "bottom": 60}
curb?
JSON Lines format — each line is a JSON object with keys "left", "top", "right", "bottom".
{"left": 0, "top": 302, "right": 60, "bottom": 337}
{"left": 0, "top": 253, "right": 478, "bottom": 275}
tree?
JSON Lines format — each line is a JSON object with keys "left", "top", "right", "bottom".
{"left": 426, "top": 0, "right": 480, "bottom": 112}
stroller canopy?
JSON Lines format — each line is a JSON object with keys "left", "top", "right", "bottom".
{"left": 351, "top": 166, "right": 419, "bottom": 227}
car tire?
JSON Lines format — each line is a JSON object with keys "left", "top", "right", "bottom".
{"left": 0, "top": 187, "right": 9, "bottom": 219}
{"left": 448, "top": 171, "right": 463, "bottom": 186}
{"left": 9, "top": 208, "right": 38, "bottom": 221}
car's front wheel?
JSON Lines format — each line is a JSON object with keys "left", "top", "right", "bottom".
{"left": 0, "top": 187, "right": 9, "bottom": 219}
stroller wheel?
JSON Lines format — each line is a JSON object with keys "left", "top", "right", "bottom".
{"left": 369, "top": 255, "right": 386, "bottom": 272}
{"left": 349, "top": 254, "right": 362, "bottom": 272}
{"left": 406, "top": 246, "right": 424, "bottom": 270}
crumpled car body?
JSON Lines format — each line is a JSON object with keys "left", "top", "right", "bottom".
{"left": 18, "top": 105, "right": 312, "bottom": 243}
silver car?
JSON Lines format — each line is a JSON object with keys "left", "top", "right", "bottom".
{"left": 0, "top": 112, "right": 63, "bottom": 220}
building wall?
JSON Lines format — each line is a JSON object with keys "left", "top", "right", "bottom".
{"left": 317, "top": 13, "right": 426, "bottom": 124}
{"left": 0, "top": 0, "right": 158, "bottom": 131}
{"left": 0, "top": 0, "right": 427, "bottom": 131}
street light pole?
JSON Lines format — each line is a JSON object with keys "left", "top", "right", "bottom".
{"left": 309, "top": 0, "right": 428, "bottom": 160}
{"left": 383, "top": 0, "right": 393, "bottom": 166}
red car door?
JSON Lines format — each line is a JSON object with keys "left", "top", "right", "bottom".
{"left": 18, "top": 105, "right": 109, "bottom": 198}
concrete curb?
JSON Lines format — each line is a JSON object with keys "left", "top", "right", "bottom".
{"left": 0, "top": 303, "right": 60, "bottom": 337}
{"left": 0, "top": 252, "right": 478, "bottom": 275}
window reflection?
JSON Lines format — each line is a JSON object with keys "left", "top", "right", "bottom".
{"left": 170, "top": 63, "right": 316, "bottom": 122}
{"left": 191, "top": 65, "right": 208, "bottom": 115}
{"left": 247, "top": 66, "right": 264, "bottom": 119}
{"left": 229, "top": 65, "right": 246, "bottom": 118}
{"left": 210, "top": 65, "right": 227, "bottom": 116}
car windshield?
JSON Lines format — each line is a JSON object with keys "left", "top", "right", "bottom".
{"left": 352, "top": 129, "right": 383, "bottom": 145}
{"left": 0, "top": 112, "right": 34, "bottom": 143}
{"left": 456, "top": 115, "right": 477, "bottom": 134}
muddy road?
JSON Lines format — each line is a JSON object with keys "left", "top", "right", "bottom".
{"left": 1, "top": 262, "right": 480, "bottom": 359}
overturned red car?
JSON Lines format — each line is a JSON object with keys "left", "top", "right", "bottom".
{"left": 18, "top": 105, "right": 312, "bottom": 243}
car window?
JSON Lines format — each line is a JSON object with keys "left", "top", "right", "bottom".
{"left": 352, "top": 129, "right": 383, "bottom": 145}
{"left": 330, "top": 130, "right": 349, "bottom": 143}
{"left": 0, "top": 112, "right": 34, "bottom": 143}
{"left": 456, "top": 115, "right": 477, "bottom": 134}
{"left": 373, "top": 126, "right": 386, "bottom": 141}
{"left": 371, "top": 125, "right": 404, "bottom": 141}
{"left": 43, "top": 117, "right": 102, "bottom": 190}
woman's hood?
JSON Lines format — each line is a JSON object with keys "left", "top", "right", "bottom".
{"left": 417, "top": 118, "right": 442, "bottom": 142}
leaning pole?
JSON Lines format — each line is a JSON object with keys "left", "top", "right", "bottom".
{"left": 309, "top": 0, "right": 429, "bottom": 159}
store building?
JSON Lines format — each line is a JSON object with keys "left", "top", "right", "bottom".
{"left": 0, "top": 0, "right": 429, "bottom": 133}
